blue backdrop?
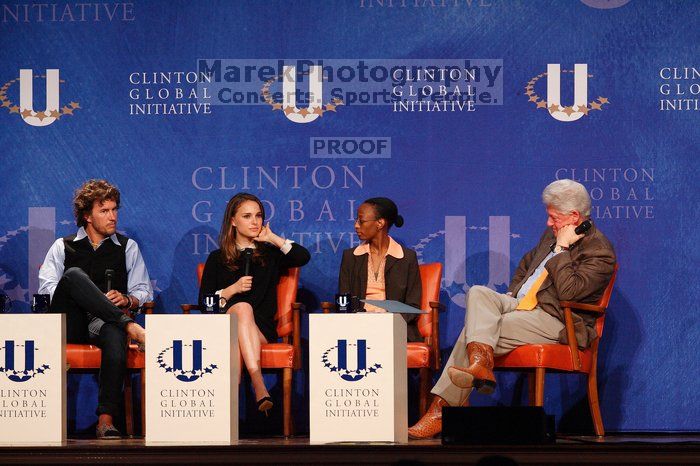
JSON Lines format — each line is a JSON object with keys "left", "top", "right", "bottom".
{"left": 1, "top": 0, "right": 698, "bottom": 433}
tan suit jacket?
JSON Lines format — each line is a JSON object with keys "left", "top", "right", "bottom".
{"left": 508, "top": 222, "right": 616, "bottom": 348}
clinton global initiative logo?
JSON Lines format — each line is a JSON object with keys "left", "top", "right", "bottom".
{"left": 0, "top": 340, "right": 50, "bottom": 382}
{"left": 525, "top": 64, "right": 609, "bottom": 122}
{"left": 128, "top": 71, "right": 212, "bottom": 116}
{"left": 157, "top": 340, "right": 218, "bottom": 383}
{"left": 413, "top": 215, "right": 521, "bottom": 308}
{"left": 198, "top": 60, "right": 346, "bottom": 124}
{"left": 1, "top": 69, "right": 80, "bottom": 127}
{"left": 261, "top": 66, "right": 344, "bottom": 124}
{"left": 322, "top": 339, "right": 382, "bottom": 382}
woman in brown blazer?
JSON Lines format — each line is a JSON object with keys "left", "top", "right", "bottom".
{"left": 338, "top": 197, "right": 423, "bottom": 341}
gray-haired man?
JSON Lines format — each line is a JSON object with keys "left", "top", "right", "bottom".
{"left": 409, "top": 179, "right": 616, "bottom": 439}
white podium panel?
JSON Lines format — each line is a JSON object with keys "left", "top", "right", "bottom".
{"left": 310, "top": 313, "right": 407, "bottom": 443}
{"left": 0, "top": 314, "right": 66, "bottom": 446}
{"left": 146, "top": 314, "right": 238, "bottom": 445}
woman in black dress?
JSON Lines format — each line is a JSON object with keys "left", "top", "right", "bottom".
{"left": 199, "top": 193, "right": 310, "bottom": 413}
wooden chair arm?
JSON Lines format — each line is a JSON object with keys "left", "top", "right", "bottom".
{"left": 562, "top": 307, "right": 582, "bottom": 371}
{"left": 140, "top": 301, "right": 155, "bottom": 315}
{"left": 428, "top": 301, "right": 443, "bottom": 369}
{"left": 430, "top": 301, "right": 445, "bottom": 371}
{"left": 560, "top": 301, "right": 605, "bottom": 314}
{"left": 126, "top": 301, "right": 155, "bottom": 317}
{"left": 292, "top": 303, "right": 302, "bottom": 369}
{"left": 561, "top": 299, "right": 608, "bottom": 370}
{"left": 180, "top": 304, "right": 200, "bottom": 315}
{"left": 320, "top": 301, "right": 334, "bottom": 314}
{"left": 429, "top": 301, "right": 445, "bottom": 311}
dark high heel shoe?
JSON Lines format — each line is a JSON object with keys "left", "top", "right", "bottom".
{"left": 257, "top": 396, "right": 273, "bottom": 416}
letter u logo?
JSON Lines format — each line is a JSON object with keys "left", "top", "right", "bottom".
{"left": 172, "top": 340, "right": 203, "bottom": 382}
{"left": 19, "top": 69, "right": 60, "bottom": 127}
{"left": 337, "top": 296, "right": 349, "bottom": 307}
{"left": 546, "top": 64, "right": 588, "bottom": 122}
{"left": 4, "top": 340, "right": 35, "bottom": 383}
{"left": 204, "top": 296, "right": 215, "bottom": 307}
{"left": 337, "top": 339, "right": 366, "bottom": 382}
{"left": 282, "top": 65, "right": 322, "bottom": 124}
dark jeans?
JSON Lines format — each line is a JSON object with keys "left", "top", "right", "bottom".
{"left": 50, "top": 267, "right": 134, "bottom": 417}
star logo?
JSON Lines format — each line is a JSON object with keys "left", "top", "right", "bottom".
{"left": 524, "top": 64, "right": 609, "bottom": 121}
{"left": 321, "top": 341, "right": 382, "bottom": 382}
{"left": 157, "top": 343, "right": 218, "bottom": 382}
{"left": 261, "top": 70, "right": 343, "bottom": 123}
{"left": 0, "top": 343, "right": 50, "bottom": 382}
{"left": 1, "top": 70, "right": 81, "bottom": 126}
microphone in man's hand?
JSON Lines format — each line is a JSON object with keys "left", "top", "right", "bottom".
{"left": 574, "top": 220, "right": 592, "bottom": 235}
{"left": 105, "top": 269, "right": 114, "bottom": 291}
{"left": 243, "top": 248, "right": 254, "bottom": 276}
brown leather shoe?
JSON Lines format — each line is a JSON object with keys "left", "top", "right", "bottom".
{"left": 447, "top": 342, "right": 496, "bottom": 394}
{"left": 408, "top": 396, "right": 449, "bottom": 439}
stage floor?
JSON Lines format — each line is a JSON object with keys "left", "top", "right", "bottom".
{"left": 1, "top": 434, "right": 698, "bottom": 464}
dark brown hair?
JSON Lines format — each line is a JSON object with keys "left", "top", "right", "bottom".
{"left": 219, "top": 192, "right": 267, "bottom": 270}
{"left": 73, "top": 179, "right": 121, "bottom": 228}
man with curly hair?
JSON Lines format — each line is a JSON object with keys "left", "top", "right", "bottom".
{"left": 39, "top": 179, "right": 152, "bottom": 439}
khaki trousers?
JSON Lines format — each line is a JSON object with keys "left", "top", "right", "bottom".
{"left": 431, "top": 285, "right": 564, "bottom": 406}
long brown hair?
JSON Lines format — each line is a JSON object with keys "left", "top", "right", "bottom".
{"left": 219, "top": 193, "right": 267, "bottom": 270}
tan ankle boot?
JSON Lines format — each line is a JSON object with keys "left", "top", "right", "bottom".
{"left": 447, "top": 342, "right": 496, "bottom": 394}
{"left": 408, "top": 396, "right": 449, "bottom": 439}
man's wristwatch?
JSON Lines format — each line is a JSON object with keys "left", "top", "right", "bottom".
{"left": 122, "top": 294, "right": 133, "bottom": 309}
{"left": 554, "top": 244, "right": 569, "bottom": 254}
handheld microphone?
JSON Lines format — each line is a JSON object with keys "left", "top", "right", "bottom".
{"left": 243, "top": 249, "right": 254, "bottom": 276}
{"left": 105, "top": 269, "right": 114, "bottom": 291}
{"left": 574, "top": 219, "right": 592, "bottom": 235}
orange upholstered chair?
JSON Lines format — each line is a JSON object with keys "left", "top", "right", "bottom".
{"left": 408, "top": 263, "right": 443, "bottom": 415}
{"left": 494, "top": 265, "right": 618, "bottom": 437}
{"left": 66, "top": 303, "right": 154, "bottom": 437}
{"left": 321, "top": 262, "right": 443, "bottom": 416}
{"left": 181, "top": 264, "right": 301, "bottom": 438}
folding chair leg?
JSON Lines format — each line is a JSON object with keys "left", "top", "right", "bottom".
{"left": 418, "top": 368, "right": 432, "bottom": 416}
{"left": 588, "top": 369, "right": 605, "bottom": 437}
{"left": 283, "top": 367, "right": 293, "bottom": 438}
{"left": 534, "top": 367, "right": 545, "bottom": 407}
{"left": 528, "top": 372, "right": 537, "bottom": 406}
{"left": 124, "top": 373, "right": 134, "bottom": 437}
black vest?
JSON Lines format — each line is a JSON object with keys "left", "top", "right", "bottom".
{"left": 63, "top": 233, "right": 129, "bottom": 293}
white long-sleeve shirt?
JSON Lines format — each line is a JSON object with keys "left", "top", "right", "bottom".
{"left": 38, "top": 227, "right": 153, "bottom": 305}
